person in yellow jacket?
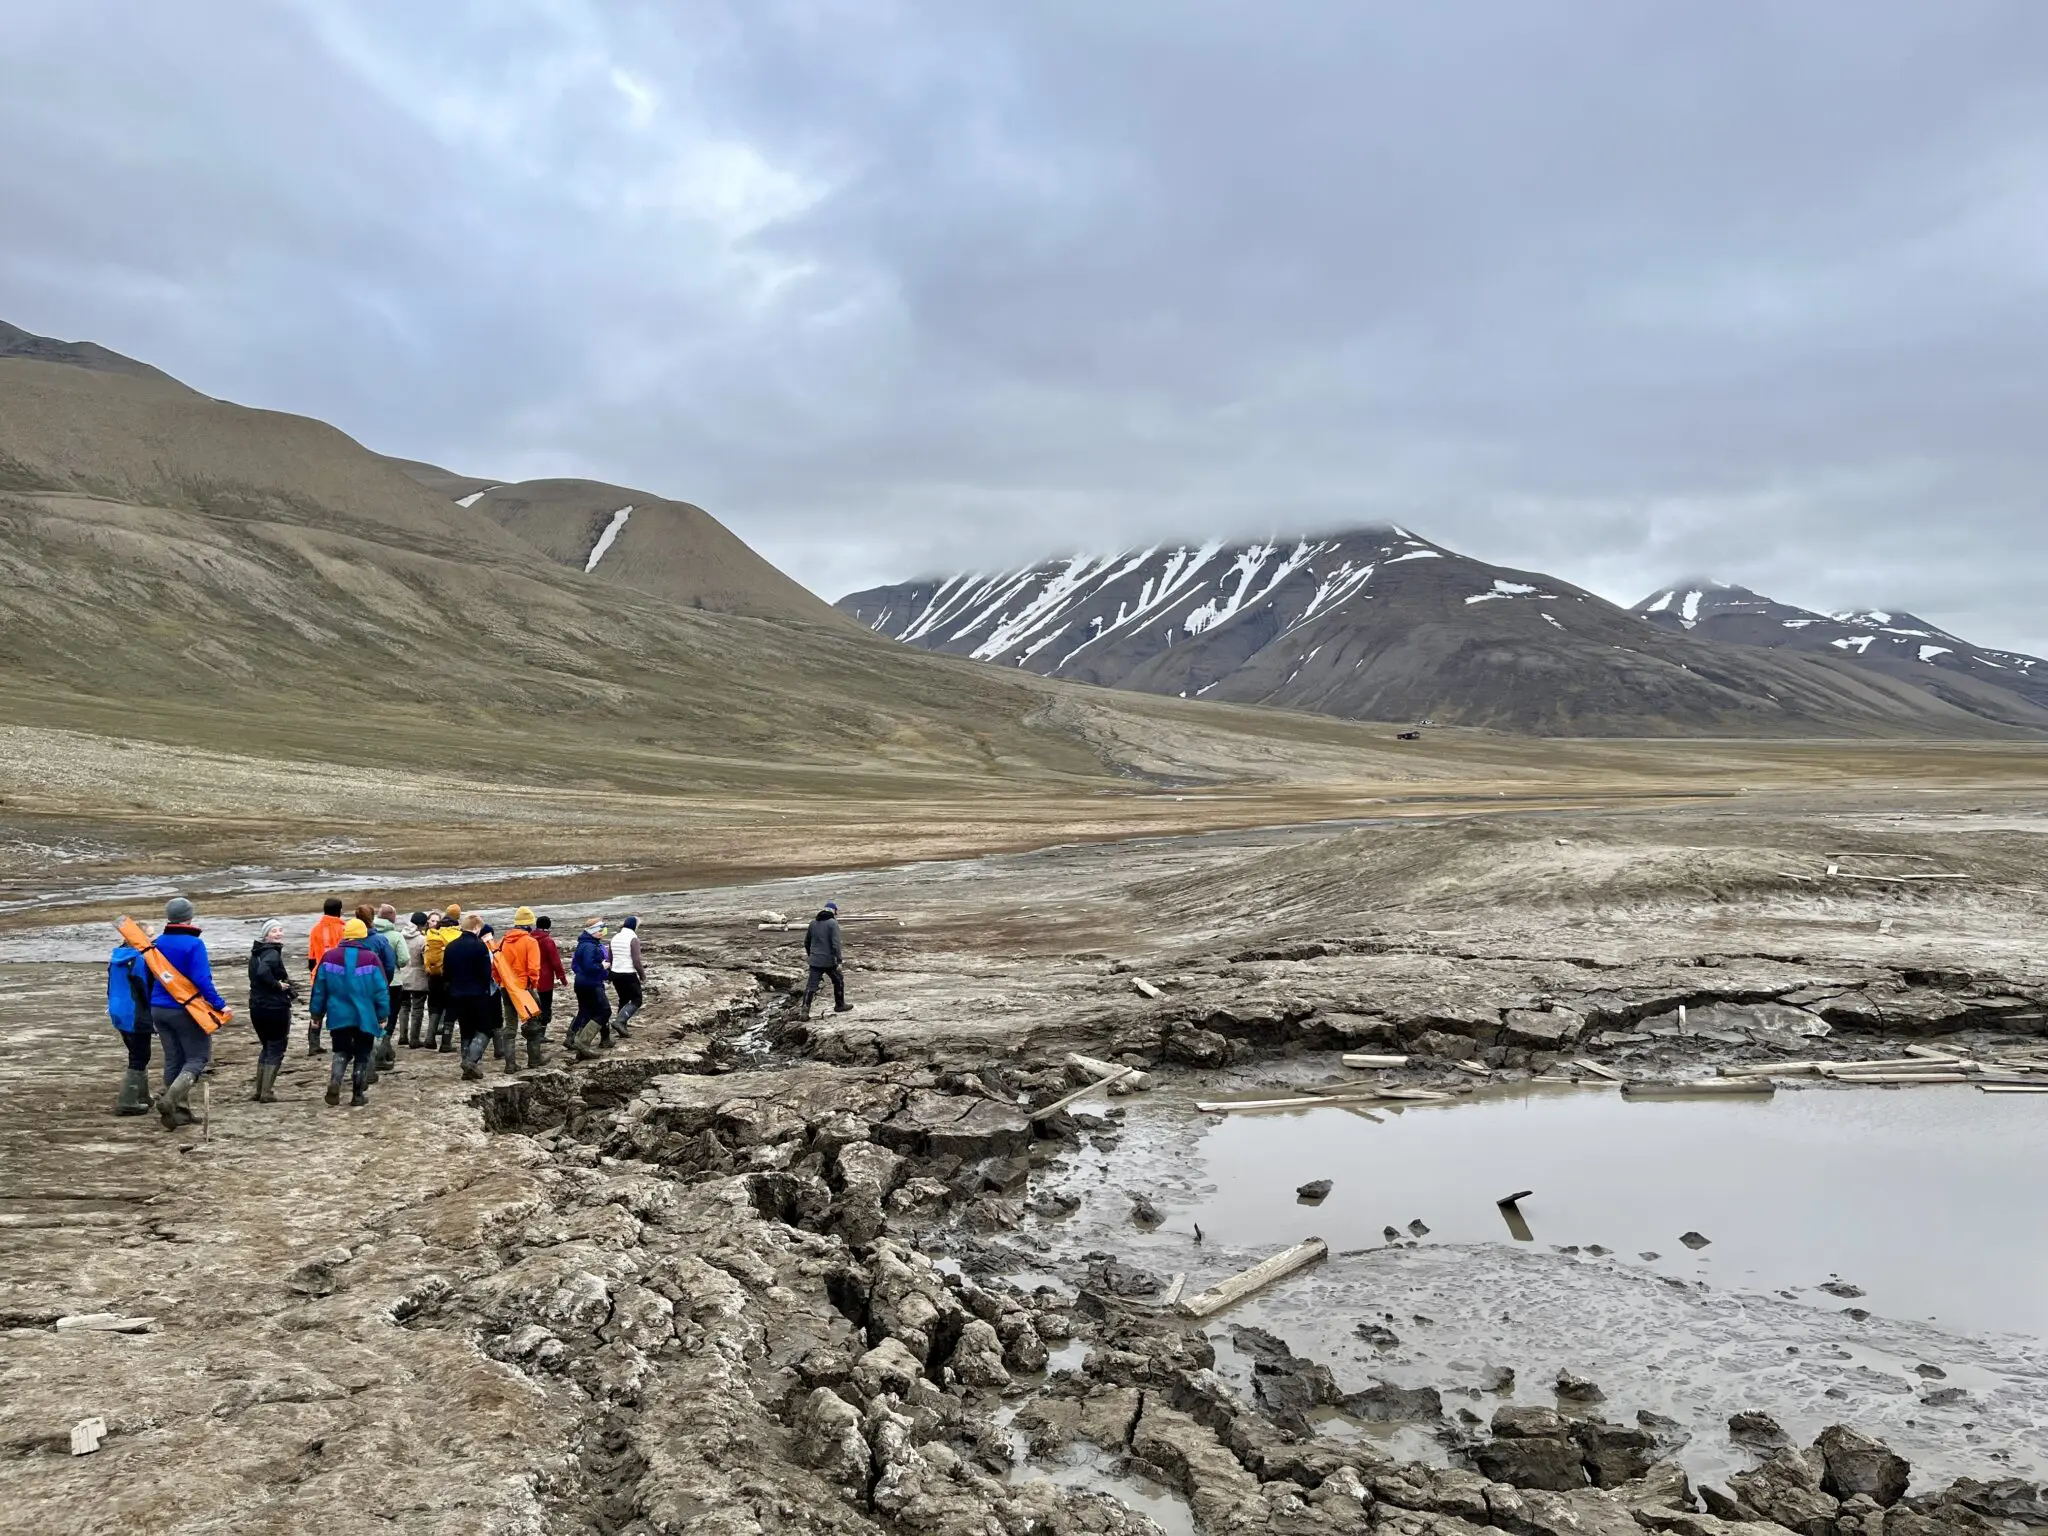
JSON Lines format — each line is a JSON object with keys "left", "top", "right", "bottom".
{"left": 498, "top": 909, "right": 544, "bottom": 1071}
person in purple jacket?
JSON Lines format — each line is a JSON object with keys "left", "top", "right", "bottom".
{"left": 149, "top": 896, "right": 231, "bottom": 1131}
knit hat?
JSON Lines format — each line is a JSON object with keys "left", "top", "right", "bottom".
{"left": 513, "top": 906, "right": 536, "bottom": 925}
{"left": 536, "top": 915, "right": 552, "bottom": 930}
{"left": 343, "top": 917, "right": 369, "bottom": 940}
{"left": 260, "top": 918, "right": 286, "bottom": 941}
{"left": 824, "top": 901, "right": 839, "bottom": 912}
{"left": 165, "top": 896, "right": 195, "bottom": 924}
{"left": 445, "top": 903, "right": 462, "bottom": 919}
{"left": 622, "top": 914, "right": 638, "bottom": 930}
{"left": 410, "top": 911, "right": 429, "bottom": 928}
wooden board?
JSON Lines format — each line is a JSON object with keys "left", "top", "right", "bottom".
{"left": 1177, "top": 1238, "right": 1327, "bottom": 1318}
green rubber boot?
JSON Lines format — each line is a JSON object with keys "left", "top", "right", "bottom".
{"left": 115, "top": 1068, "right": 152, "bottom": 1117}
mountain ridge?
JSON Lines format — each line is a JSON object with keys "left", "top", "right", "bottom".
{"left": 841, "top": 531, "right": 2048, "bottom": 737}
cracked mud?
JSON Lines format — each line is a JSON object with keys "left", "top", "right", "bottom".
{"left": 4, "top": 803, "right": 2047, "bottom": 1534}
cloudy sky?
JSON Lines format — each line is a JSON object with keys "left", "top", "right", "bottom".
{"left": 5, "top": 2, "right": 2046, "bottom": 649}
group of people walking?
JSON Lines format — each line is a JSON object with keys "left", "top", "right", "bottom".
{"left": 108, "top": 894, "right": 652, "bottom": 1126}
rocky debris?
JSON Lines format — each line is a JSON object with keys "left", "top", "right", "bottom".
{"left": 1502, "top": 1007, "right": 1587, "bottom": 1051}
{"left": 1555, "top": 1369, "right": 1606, "bottom": 1403}
{"left": 1680, "top": 1231, "right": 1712, "bottom": 1250}
{"left": 1296, "top": 1179, "right": 1333, "bottom": 1202}
{"left": 1082, "top": 1255, "right": 1163, "bottom": 1298}
{"left": 1914, "top": 1363, "right": 1948, "bottom": 1380}
{"left": 1345, "top": 1380, "right": 1445, "bottom": 1422}
{"left": 1818, "top": 1280, "right": 1866, "bottom": 1299}
{"left": 1409, "top": 1218, "right": 1431, "bottom": 1236}
{"left": 1356, "top": 1320, "right": 1401, "bottom": 1349}
{"left": 1729, "top": 1410, "right": 1790, "bottom": 1446}
{"left": 1717, "top": 1446, "right": 1840, "bottom": 1535}
{"left": 1816, "top": 1423, "right": 1912, "bottom": 1507}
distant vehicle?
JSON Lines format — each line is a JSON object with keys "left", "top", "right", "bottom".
{"left": 1396, "top": 730, "right": 1421, "bottom": 740}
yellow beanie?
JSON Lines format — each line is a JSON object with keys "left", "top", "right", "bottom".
{"left": 343, "top": 917, "right": 369, "bottom": 940}
{"left": 513, "top": 906, "right": 535, "bottom": 925}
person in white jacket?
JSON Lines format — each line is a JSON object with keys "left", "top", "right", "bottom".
{"left": 609, "top": 915, "right": 647, "bottom": 1035}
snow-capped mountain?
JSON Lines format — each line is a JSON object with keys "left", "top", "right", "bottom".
{"left": 840, "top": 530, "right": 2048, "bottom": 735}
{"left": 1633, "top": 581, "right": 2048, "bottom": 712}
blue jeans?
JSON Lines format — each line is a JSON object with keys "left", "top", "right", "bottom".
{"left": 152, "top": 1006, "right": 211, "bottom": 1084}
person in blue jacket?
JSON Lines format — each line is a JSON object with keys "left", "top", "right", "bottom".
{"left": 149, "top": 896, "right": 232, "bottom": 1131}
{"left": 564, "top": 917, "right": 614, "bottom": 1060}
{"left": 310, "top": 916, "right": 390, "bottom": 1108}
{"left": 107, "top": 928, "right": 156, "bottom": 1116}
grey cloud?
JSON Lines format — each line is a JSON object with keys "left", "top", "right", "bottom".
{"left": 3, "top": 1, "right": 2046, "bottom": 649}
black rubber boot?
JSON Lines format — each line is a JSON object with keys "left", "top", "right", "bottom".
{"left": 307, "top": 1023, "right": 326, "bottom": 1056}
{"left": 376, "top": 1033, "right": 395, "bottom": 1070}
{"left": 116, "top": 1069, "right": 152, "bottom": 1116}
{"left": 523, "top": 1025, "right": 548, "bottom": 1069}
{"left": 798, "top": 998, "right": 812, "bottom": 1022}
{"left": 349, "top": 1089, "right": 368, "bottom": 1107}
{"left": 255, "top": 1062, "right": 279, "bottom": 1102}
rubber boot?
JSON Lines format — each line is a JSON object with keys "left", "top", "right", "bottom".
{"left": 350, "top": 1089, "right": 368, "bottom": 1107}
{"left": 157, "top": 1070, "right": 199, "bottom": 1130}
{"left": 614, "top": 1000, "right": 637, "bottom": 1037}
{"left": 523, "top": 1026, "right": 548, "bottom": 1070}
{"left": 598, "top": 1021, "right": 614, "bottom": 1052}
{"left": 307, "top": 1022, "right": 326, "bottom": 1056}
{"left": 376, "top": 1033, "right": 395, "bottom": 1070}
{"left": 436, "top": 1015, "right": 455, "bottom": 1053}
{"left": 567, "top": 1025, "right": 598, "bottom": 1063}
{"left": 255, "top": 1062, "right": 278, "bottom": 1103}
{"left": 116, "top": 1068, "right": 152, "bottom": 1116}
{"left": 798, "top": 998, "right": 811, "bottom": 1022}
{"left": 325, "top": 1053, "right": 343, "bottom": 1106}
{"left": 407, "top": 1012, "right": 424, "bottom": 1049}
{"left": 494, "top": 1025, "right": 516, "bottom": 1074}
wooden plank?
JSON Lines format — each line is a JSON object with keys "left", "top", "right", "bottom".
{"left": 1979, "top": 1084, "right": 2048, "bottom": 1094}
{"left": 1572, "top": 1059, "right": 1623, "bottom": 1082}
{"left": 1066, "top": 1053, "right": 1153, "bottom": 1092}
{"left": 1720, "top": 1061, "right": 1825, "bottom": 1078}
{"left": 1196, "top": 1092, "right": 1391, "bottom": 1114}
{"left": 1030, "top": 1067, "right": 1136, "bottom": 1122}
{"left": 1161, "top": 1273, "right": 1187, "bottom": 1307}
{"left": 1826, "top": 873, "right": 1969, "bottom": 883}
{"left": 1622, "top": 1080, "right": 1776, "bottom": 1097}
{"left": 1131, "top": 977, "right": 1163, "bottom": 999}
{"left": 1828, "top": 1071, "right": 1970, "bottom": 1084}
{"left": 1177, "top": 1238, "right": 1328, "bottom": 1319}
{"left": 1340, "top": 1054, "right": 1410, "bottom": 1069}
{"left": 1453, "top": 1059, "right": 1492, "bottom": 1077}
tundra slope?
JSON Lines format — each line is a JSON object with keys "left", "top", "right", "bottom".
{"left": 1635, "top": 580, "right": 2048, "bottom": 713}
{"left": 840, "top": 529, "right": 2048, "bottom": 737}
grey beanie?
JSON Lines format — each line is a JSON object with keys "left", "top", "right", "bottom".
{"left": 165, "top": 896, "right": 195, "bottom": 923}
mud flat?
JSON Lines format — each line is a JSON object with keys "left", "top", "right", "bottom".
{"left": 4, "top": 799, "right": 2048, "bottom": 1533}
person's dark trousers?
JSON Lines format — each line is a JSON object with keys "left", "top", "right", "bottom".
{"left": 610, "top": 972, "right": 643, "bottom": 1032}
{"left": 427, "top": 979, "right": 453, "bottom": 1050}
{"left": 567, "top": 983, "right": 611, "bottom": 1053}
{"left": 327, "top": 1026, "right": 374, "bottom": 1102}
{"left": 535, "top": 988, "right": 554, "bottom": 1028}
{"left": 153, "top": 1004, "right": 213, "bottom": 1084}
{"left": 121, "top": 1026, "right": 153, "bottom": 1072}
{"left": 251, "top": 1007, "right": 291, "bottom": 1066}
{"left": 804, "top": 965, "right": 847, "bottom": 1010}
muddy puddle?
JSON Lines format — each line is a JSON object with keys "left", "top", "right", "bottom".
{"left": 1028, "top": 1084, "right": 2048, "bottom": 1491}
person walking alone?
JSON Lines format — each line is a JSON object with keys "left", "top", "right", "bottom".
{"left": 246, "top": 919, "right": 296, "bottom": 1102}
{"left": 534, "top": 915, "right": 567, "bottom": 1041}
{"left": 564, "top": 918, "right": 613, "bottom": 1060}
{"left": 393, "top": 911, "right": 429, "bottom": 1047}
{"left": 799, "top": 901, "right": 851, "bottom": 1021}
{"left": 107, "top": 927, "right": 155, "bottom": 1116}
{"left": 442, "top": 913, "right": 498, "bottom": 1080}
{"left": 306, "top": 897, "right": 346, "bottom": 1054}
{"left": 310, "top": 917, "right": 389, "bottom": 1107}
{"left": 150, "top": 897, "right": 232, "bottom": 1130}
{"left": 609, "top": 915, "right": 647, "bottom": 1035}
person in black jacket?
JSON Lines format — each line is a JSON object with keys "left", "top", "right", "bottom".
{"left": 247, "top": 919, "right": 297, "bottom": 1102}
{"left": 441, "top": 914, "right": 499, "bottom": 1081}
{"left": 799, "top": 902, "right": 851, "bottom": 1021}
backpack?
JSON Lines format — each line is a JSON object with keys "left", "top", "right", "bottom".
{"left": 423, "top": 923, "right": 451, "bottom": 978}
{"left": 107, "top": 944, "right": 143, "bottom": 1031}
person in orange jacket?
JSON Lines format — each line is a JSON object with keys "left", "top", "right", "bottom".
{"left": 305, "top": 897, "right": 347, "bottom": 1055}
{"left": 498, "top": 908, "right": 544, "bottom": 1071}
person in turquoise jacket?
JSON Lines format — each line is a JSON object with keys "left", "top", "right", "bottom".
{"left": 310, "top": 917, "right": 390, "bottom": 1108}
